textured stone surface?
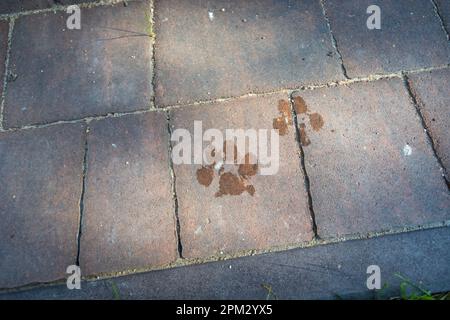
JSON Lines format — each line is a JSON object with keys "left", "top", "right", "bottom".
{"left": 0, "top": 0, "right": 98, "bottom": 14}
{"left": 4, "top": 0, "right": 153, "bottom": 128}
{"left": 293, "top": 78, "right": 450, "bottom": 238}
{"left": 154, "top": 0, "right": 344, "bottom": 106}
{"left": 0, "top": 124, "right": 85, "bottom": 288}
{"left": 408, "top": 69, "right": 450, "bottom": 181}
{"left": 169, "top": 93, "right": 314, "bottom": 259}
{"left": 80, "top": 112, "right": 178, "bottom": 276}
{"left": 323, "top": 0, "right": 450, "bottom": 77}
{"left": 2, "top": 227, "right": 449, "bottom": 299}
{"left": 435, "top": 0, "right": 450, "bottom": 33}
{"left": 0, "top": 21, "right": 8, "bottom": 100}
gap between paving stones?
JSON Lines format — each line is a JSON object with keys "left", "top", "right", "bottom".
{"left": 431, "top": 0, "right": 450, "bottom": 41}
{"left": 403, "top": 74, "right": 450, "bottom": 189}
{"left": 319, "top": 0, "right": 349, "bottom": 79}
{"left": 0, "top": 17, "right": 14, "bottom": 131}
{"left": 288, "top": 93, "right": 319, "bottom": 240}
{"left": 165, "top": 110, "right": 183, "bottom": 259}
{"left": 76, "top": 125, "right": 90, "bottom": 266}
{"left": 1, "top": 221, "right": 449, "bottom": 294}
{"left": 1, "top": 64, "right": 449, "bottom": 133}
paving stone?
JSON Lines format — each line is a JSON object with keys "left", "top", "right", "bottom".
{"left": 80, "top": 112, "right": 178, "bottom": 276}
{"left": 408, "top": 69, "right": 450, "bottom": 180}
{"left": 154, "top": 0, "right": 344, "bottom": 106}
{"left": 0, "top": 0, "right": 98, "bottom": 14}
{"left": 3, "top": 0, "right": 153, "bottom": 128}
{"left": 2, "top": 226, "right": 449, "bottom": 299}
{"left": 292, "top": 79, "right": 450, "bottom": 238}
{"left": 0, "top": 21, "right": 8, "bottom": 99}
{"left": 0, "top": 123, "right": 85, "bottom": 288}
{"left": 323, "top": 0, "right": 450, "bottom": 78}
{"left": 169, "top": 93, "right": 314, "bottom": 259}
{"left": 435, "top": 0, "right": 450, "bottom": 33}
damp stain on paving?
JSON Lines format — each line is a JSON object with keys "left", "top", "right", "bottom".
{"left": 196, "top": 165, "right": 214, "bottom": 187}
{"left": 293, "top": 96, "right": 324, "bottom": 146}
{"left": 238, "top": 153, "right": 258, "bottom": 177}
{"left": 272, "top": 99, "right": 292, "bottom": 136}
{"left": 195, "top": 142, "right": 257, "bottom": 197}
{"left": 299, "top": 123, "right": 311, "bottom": 146}
{"left": 309, "top": 112, "right": 324, "bottom": 131}
{"left": 215, "top": 172, "right": 255, "bottom": 197}
{"left": 293, "top": 96, "right": 308, "bottom": 114}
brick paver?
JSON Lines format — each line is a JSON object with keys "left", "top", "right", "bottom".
{"left": 80, "top": 113, "right": 178, "bottom": 276}
{"left": 2, "top": 226, "right": 449, "bottom": 299}
{"left": 293, "top": 78, "right": 450, "bottom": 238}
{"left": 408, "top": 69, "right": 450, "bottom": 180}
{"left": 170, "top": 94, "right": 314, "bottom": 259}
{"left": 0, "top": 21, "right": 8, "bottom": 99}
{"left": 0, "top": 124, "right": 85, "bottom": 288}
{"left": 323, "top": 0, "right": 450, "bottom": 78}
{"left": 154, "top": 0, "right": 344, "bottom": 106}
{"left": 3, "top": 0, "right": 153, "bottom": 128}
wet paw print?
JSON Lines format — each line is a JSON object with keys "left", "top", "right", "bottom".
{"left": 292, "top": 96, "right": 324, "bottom": 146}
{"left": 196, "top": 141, "right": 258, "bottom": 197}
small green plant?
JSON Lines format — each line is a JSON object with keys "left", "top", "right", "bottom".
{"left": 110, "top": 280, "right": 121, "bottom": 300}
{"left": 261, "top": 283, "right": 278, "bottom": 300}
{"left": 395, "top": 273, "right": 449, "bottom": 300}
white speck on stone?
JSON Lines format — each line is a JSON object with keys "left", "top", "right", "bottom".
{"left": 403, "top": 144, "right": 412, "bottom": 156}
{"left": 229, "top": 265, "right": 232, "bottom": 269}
{"left": 126, "top": 161, "right": 130, "bottom": 165}
{"left": 214, "top": 160, "right": 223, "bottom": 171}
{"left": 112, "top": 143, "right": 117, "bottom": 148}
{"left": 221, "top": 8, "right": 226, "bottom": 12}
{"left": 194, "top": 226, "right": 202, "bottom": 235}
{"left": 208, "top": 11, "right": 214, "bottom": 21}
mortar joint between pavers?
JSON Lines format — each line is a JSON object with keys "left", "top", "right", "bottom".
{"left": 0, "top": 64, "right": 449, "bottom": 133}
{"left": 319, "top": 0, "right": 349, "bottom": 79}
{"left": 76, "top": 124, "right": 90, "bottom": 266}
{"left": 431, "top": 0, "right": 450, "bottom": 41}
{"left": 288, "top": 92, "right": 320, "bottom": 240}
{"left": 165, "top": 110, "right": 184, "bottom": 259}
{"left": 0, "top": 17, "right": 15, "bottom": 131}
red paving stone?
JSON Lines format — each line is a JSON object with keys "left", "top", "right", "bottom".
{"left": 293, "top": 78, "right": 450, "bottom": 238}
{"left": 323, "top": 0, "right": 450, "bottom": 77}
{"left": 80, "top": 113, "right": 178, "bottom": 276}
{"left": 408, "top": 69, "right": 450, "bottom": 180}
{"left": 169, "top": 94, "right": 314, "bottom": 259}
{"left": 0, "top": 124, "right": 85, "bottom": 288}
{"left": 3, "top": 0, "right": 153, "bottom": 128}
{"left": 154, "top": 0, "right": 344, "bottom": 106}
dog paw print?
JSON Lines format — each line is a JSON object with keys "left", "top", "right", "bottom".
{"left": 196, "top": 141, "right": 258, "bottom": 197}
{"left": 292, "top": 96, "right": 324, "bottom": 146}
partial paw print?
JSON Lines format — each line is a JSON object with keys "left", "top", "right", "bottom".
{"left": 196, "top": 141, "right": 258, "bottom": 197}
{"left": 292, "top": 96, "right": 324, "bottom": 146}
